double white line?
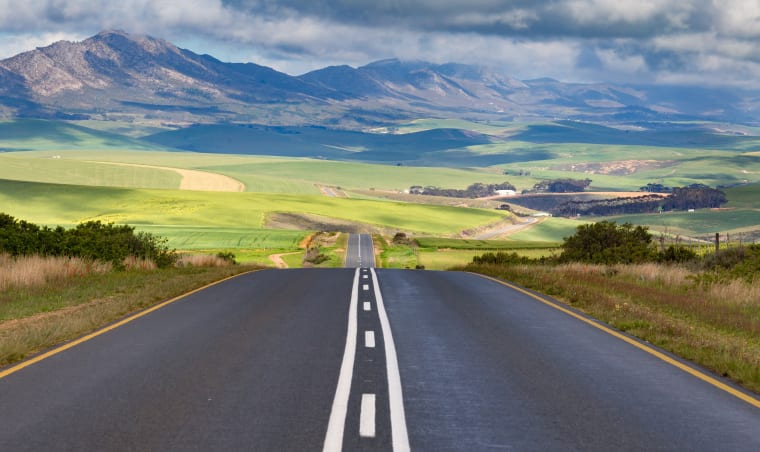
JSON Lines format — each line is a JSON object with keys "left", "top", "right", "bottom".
{"left": 323, "top": 268, "right": 410, "bottom": 452}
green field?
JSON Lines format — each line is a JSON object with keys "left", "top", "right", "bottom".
{"left": 603, "top": 209, "right": 760, "bottom": 237}
{"left": 415, "top": 237, "right": 559, "bottom": 249}
{"left": 0, "top": 153, "right": 183, "bottom": 189}
{"left": 0, "top": 119, "right": 167, "bottom": 151}
{"left": 1, "top": 118, "right": 759, "bottom": 257}
{"left": 418, "top": 248, "right": 557, "bottom": 270}
{"left": 0, "top": 150, "right": 526, "bottom": 194}
{"left": 0, "top": 179, "right": 508, "bottom": 237}
{"left": 136, "top": 226, "right": 307, "bottom": 250}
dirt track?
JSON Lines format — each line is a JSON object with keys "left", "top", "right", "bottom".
{"left": 91, "top": 162, "right": 245, "bottom": 192}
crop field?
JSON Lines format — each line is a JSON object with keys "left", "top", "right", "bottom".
{"left": 506, "top": 217, "right": 587, "bottom": 242}
{"left": 725, "top": 184, "right": 760, "bottom": 208}
{"left": 603, "top": 209, "right": 760, "bottom": 238}
{"left": 0, "top": 179, "right": 508, "bottom": 236}
{"left": 0, "top": 153, "right": 183, "bottom": 189}
{"left": 136, "top": 226, "right": 307, "bottom": 250}
{"left": 1, "top": 150, "right": 524, "bottom": 194}
{"left": 415, "top": 237, "right": 560, "bottom": 249}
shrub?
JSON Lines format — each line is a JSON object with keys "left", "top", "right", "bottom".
{"left": 472, "top": 251, "right": 531, "bottom": 265}
{"left": 560, "top": 221, "right": 657, "bottom": 265}
{"left": 658, "top": 245, "right": 698, "bottom": 264}
{"left": 0, "top": 214, "right": 177, "bottom": 268}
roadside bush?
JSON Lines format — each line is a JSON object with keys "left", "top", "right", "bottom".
{"left": 304, "top": 246, "right": 329, "bottom": 265}
{"left": 696, "top": 245, "right": 760, "bottom": 283}
{"left": 658, "top": 245, "right": 698, "bottom": 264}
{"left": 0, "top": 214, "right": 177, "bottom": 268}
{"left": 216, "top": 251, "right": 237, "bottom": 265}
{"left": 560, "top": 221, "right": 656, "bottom": 265}
{"left": 472, "top": 251, "right": 532, "bottom": 265}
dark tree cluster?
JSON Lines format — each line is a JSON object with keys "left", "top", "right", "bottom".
{"left": 0, "top": 213, "right": 176, "bottom": 268}
{"left": 640, "top": 183, "right": 672, "bottom": 193}
{"left": 661, "top": 184, "right": 727, "bottom": 210}
{"left": 409, "top": 182, "right": 516, "bottom": 198}
{"left": 554, "top": 195, "right": 665, "bottom": 217}
{"left": 531, "top": 178, "right": 592, "bottom": 193}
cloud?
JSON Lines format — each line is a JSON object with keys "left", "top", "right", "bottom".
{"left": 0, "top": 0, "right": 759, "bottom": 86}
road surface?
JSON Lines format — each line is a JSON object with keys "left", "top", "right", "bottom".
{"left": 0, "top": 234, "right": 758, "bottom": 451}
{"left": 345, "top": 233, "right": 376, "bottom": 268}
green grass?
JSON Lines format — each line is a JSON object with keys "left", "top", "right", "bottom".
{"left": 2, "top": 149, "right": 521, "bottom": 194}
{"left": 412, "top": 236, "right": 559, "bottom": 270}
{"left": 281, "top": 252, "right": 305, "bottom": 268}
{"left": 508, "top": 217, "right": 586, "bottom": 242}
{"left": 415, "top": 237, "right": 560, "bottom": 250}
{"left": 0, "top": 119, "right": 167, "bottom": 151}
{"left": 726, "top": 184, "right": 760, "bottom": 208}
{"left": 0, "top": 179, "right": 507, "bottom": 236}
{"left": 603, "top": 210, "right": 760, "bottom": 236}
{"left": 418, "top": 248, "right": 557, "bottom": 270}
{"left": 4, "top": 119, "right": 760, "bottom": 200}
{"left": 135, "top": 226, "right": 307, "bottom": 250}
{"left": 0, "top": 153, "right": 182, "bottom": 189}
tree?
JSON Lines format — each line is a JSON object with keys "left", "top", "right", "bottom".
{"left": 560, "top": 221, "right": 656, "bottom": 264}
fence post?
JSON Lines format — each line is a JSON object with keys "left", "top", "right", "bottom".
{"left": 715, "top": 232, "right": 720, "bottom": 254}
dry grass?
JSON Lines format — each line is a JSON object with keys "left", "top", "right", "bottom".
{"left": 463, "top": 261, "right": 760, "bottom": 394}
{"left": 177, "top": 254, "right": 234, "bottom": 267}
{"left": 0, "top": 254, "right": 112, "bottom": 291}
{"left": 0, "top": 264, "right": 257, "bottom": 366}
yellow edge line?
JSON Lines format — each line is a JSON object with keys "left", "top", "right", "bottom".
{"left": 474, "top": 273, "right": 760, "bottom": 409}
{"left": 0, "top": 270, "right": 258, "bottom": 380}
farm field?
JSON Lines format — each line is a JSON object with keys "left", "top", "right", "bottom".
{"left": 0, "top": 150, "right": 527, "bottom": 194}
{"left": 1, "top": 118, "right": 759, "bottom": 260}
{"left": 0, "top": 179, "right": 509, "bottom": 237}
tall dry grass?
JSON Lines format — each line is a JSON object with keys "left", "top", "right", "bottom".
{"left": 177, "top": 254, "right": 234, "bottom": 267}
{"left": 0, "top": 254, "right": 112, "bottom": 291}
{"left": 0, "top": 253, "right": 235, "bottom": 292}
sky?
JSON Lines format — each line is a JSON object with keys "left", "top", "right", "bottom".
{"left": 1, "top": 0, "right": 759, "bottom": 87}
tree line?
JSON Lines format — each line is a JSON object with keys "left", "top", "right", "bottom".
{"left": 409, "top": 182, "right": 516, "bottom": 198}
{"left": 553, "top": 185, "right": 727, "bottom": 217}
{"left": 0, "top": 213, "right": 177, "bottom": 268}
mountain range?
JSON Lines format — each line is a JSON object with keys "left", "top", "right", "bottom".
{"left": 1, "top": 30, "right": 758, "bottom": 126}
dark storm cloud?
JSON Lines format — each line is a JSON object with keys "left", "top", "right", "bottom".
{"left": 223, "top": 0, "right": 713, "bottom": 39}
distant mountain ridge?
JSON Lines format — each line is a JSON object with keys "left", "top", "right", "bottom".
{"left": 1, "top": 30, "right": 758, "bottom": 126}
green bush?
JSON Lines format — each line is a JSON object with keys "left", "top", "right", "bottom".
{"left": 559, "top": 221, "right": 657, "bottom": 265}
{"left": 0, "top": 213, "right": 177, "bottom": 268}
{"left": 658, "top": 245, "right": 698, "bottom": 264}
{"left": 472, "top": 251, "right": 532, "bottom": 265}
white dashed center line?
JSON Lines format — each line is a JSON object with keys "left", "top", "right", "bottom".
{"left": 365, "top": 331, "right": 376, "bottom": 348}
{"left": 360, "top": 394, "right": 376, "bottom": 438}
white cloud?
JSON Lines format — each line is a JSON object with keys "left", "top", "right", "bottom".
{"left": 0, "top": 31, "right": 87, "bottom": 59}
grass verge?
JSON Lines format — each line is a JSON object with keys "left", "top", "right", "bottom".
{"left": 459, "top": 262, "right": 760, "bottom": 394}
{"left": 0, "top": 265, "right": 257, "bottom": 367}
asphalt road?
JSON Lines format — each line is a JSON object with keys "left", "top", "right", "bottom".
{"left": 345, "top": 233, "right": 376, "bottom": 268}
{"left": 1, "top": 234, "right": 758, "bottom": 451}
